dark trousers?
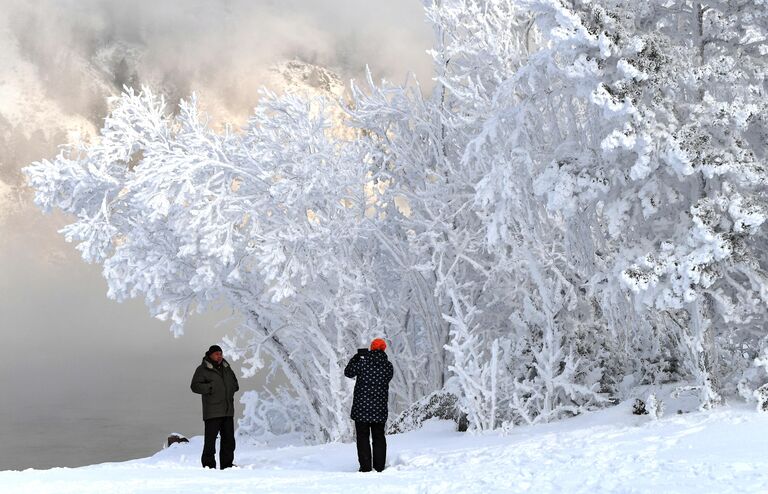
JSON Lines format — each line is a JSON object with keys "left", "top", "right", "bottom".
{"left": 202, "top": 416, "right": 235, "bottom": 469}
{"left": 355, "top": 421, "right": 386, "bottom": 472}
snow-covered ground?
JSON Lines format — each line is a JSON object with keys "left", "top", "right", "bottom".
{"left": 3, "top": 398, "right": 768, "bottom": 494}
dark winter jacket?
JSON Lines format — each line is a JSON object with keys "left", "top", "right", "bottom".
{"left": 344, "top": 350, "right": 394, "bottom": 423}
{"left": 190, "top": 356, "right": 240, "bottom": 420}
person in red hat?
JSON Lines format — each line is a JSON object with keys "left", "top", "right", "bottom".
{"left": 344, "top": 338, "right": 394, "bottom": 472}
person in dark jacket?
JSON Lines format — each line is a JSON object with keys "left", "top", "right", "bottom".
{"left": 190, "top": 344, "right": 240, "bottom": 469}
{"left": 344, "top": 338, "right": 394, "bottom": 472}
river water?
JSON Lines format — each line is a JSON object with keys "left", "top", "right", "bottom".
{"left": 0, "top": 351, "right": 253, "bottom": 470}
{"left": 0, "top": 232, "right": 258, "bottom": 470}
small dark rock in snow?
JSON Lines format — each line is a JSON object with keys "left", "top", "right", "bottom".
{"left": 166, "top": 433, "right": 189, "bottom": 448}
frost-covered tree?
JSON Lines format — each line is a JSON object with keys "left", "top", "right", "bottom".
{"left": 525, "top": 0, "right": 768, "bottom": 407}
{"left": 348, "top": 0, "right": 610, "bottom": 429}
{"left": 26, "top": 88, "right": 381, "bottom": 442}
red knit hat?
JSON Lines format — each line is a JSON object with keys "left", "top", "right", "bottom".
{"left": 370, "top": 338, "right": 387, "bottom": 351}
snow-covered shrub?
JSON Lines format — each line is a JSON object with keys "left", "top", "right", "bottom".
{"left": 388, "top": 391, "right": 467, "bottom": 434}
{"left": 754, "top": 385, "right": 768, "bottom": 413}
{"left": 238, "top": 390, "right": 304, "bottom": 442}
{"left": 647, "top": 394, "right": 664, "bottom": 420}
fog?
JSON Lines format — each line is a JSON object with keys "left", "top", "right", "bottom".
{"left": 0, "top": 0, "right": 432, "bottom": 469}
{"left": 2, "top": 0, "right": 434, "bottom": 122}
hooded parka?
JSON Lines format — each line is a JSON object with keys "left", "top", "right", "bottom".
{"left": 190, "top": 356, "right": 240, "bottom": 420}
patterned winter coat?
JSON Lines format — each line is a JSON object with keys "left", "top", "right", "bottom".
{"left": 344, "top": 349, "right": 394, "bottom": 423}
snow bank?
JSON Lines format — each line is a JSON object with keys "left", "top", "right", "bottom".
{"left": 3, "top": 398, "right": 768, "bottom": 494}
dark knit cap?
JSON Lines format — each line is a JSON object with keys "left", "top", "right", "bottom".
{"left": 205, "top": 344, "right": 223, "bottom": 356}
